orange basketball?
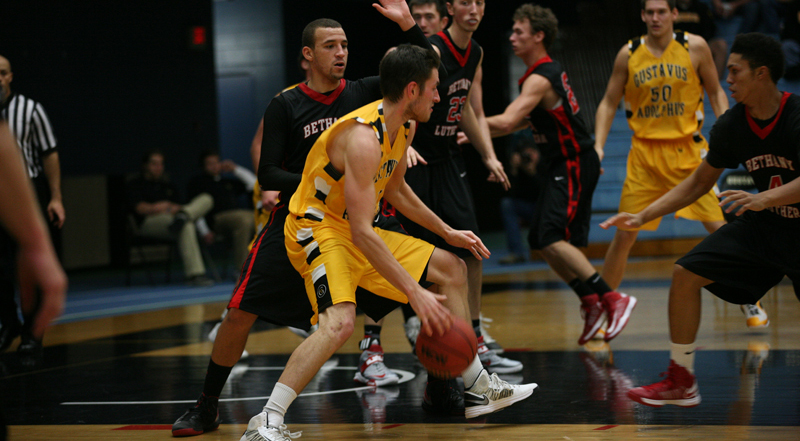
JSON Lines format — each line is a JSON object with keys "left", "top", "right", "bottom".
{"left": 415, "top": 315, "right": 477, "bottom": 379}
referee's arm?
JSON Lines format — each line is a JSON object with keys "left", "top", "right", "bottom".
{"left": 33, "top": 104, "right": 64, "bottom": 228}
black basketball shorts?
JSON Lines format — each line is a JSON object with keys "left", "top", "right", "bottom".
{"left": 528, "top": 150, "right": 601, "bottom": 250}
{"left": 676, "top": 212, "right": 800, "bottom": 304}
{"left": 397, "top": 155, "right": 479, "bottom": 259}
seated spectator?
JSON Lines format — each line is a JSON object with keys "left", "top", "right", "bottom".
{"left": 709, "top": 0, "right": 760, "bottom": 45}
{"left": 710, "top": 0, "right": 787, "bottom": 41}
{"left": 782, "top": 0, "right": 800, "bottom": 79}
{"left": 188, "top": 150, "right": 256, "bottom": 268}
{"left": 677, "top": 0, "right": 729, "bottom": 79}
{"left": 127, "top": 149, "right": 214, "bottom": 286}
{"left": 499, "top": 139, "right": 543, "bottom": 265}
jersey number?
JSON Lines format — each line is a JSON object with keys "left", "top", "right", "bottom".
{"left": 561, "top": 72, "right": 580, "bottom": 114}
{"left": 446, "top": 96, "right": 467, "bottom": 123}
{"left": 650, "top": 85, "right": 672, "bottom": 102}
{"left": 769, "top": 175, "right": 784, "bottom": 189}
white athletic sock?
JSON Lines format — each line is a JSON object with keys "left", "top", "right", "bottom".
{"left": 461, "top": 356, "right": 484, "bottom": 389}
{"left": 264, "top": 382, "right": 297, "bottom": 427}
{"left": 671, "top": 342, "right": 697, "bottom": 374}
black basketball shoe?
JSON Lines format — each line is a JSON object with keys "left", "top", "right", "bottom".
{"left": 422, "top": 377, "right": 464, "bottom": 416}
{"left": 172, "top": 393, "right": 220, "bottom": 437}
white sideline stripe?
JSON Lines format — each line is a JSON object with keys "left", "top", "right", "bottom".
{"left": 61, "top": 368, "right": 415, "bottom": 406}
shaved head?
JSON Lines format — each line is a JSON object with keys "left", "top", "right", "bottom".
{"left": 0, "top": 55, "right": 12, "bottom": 102}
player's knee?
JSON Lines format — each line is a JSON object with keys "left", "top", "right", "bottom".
{"left": 444, "top": 254, "right": 468, "bottom": 289}
{"left": 671, "top": 264, "right": 705, "bottom": 289}
{"left": 318, "top": 308, "right": 355, "bottom": 345}
{"left": 224, "top": 307, "right": 257, "bottom": 331}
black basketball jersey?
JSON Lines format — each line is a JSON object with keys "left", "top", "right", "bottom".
{"left": 518, "top": 56, "right": 594, "bottom": 167}
{"left": 261, "top": 77, "right": 382, "bottom": 201}
{"left": 413, "top": 30, "right": 482, "bottom": 163}
{"left": 707, "top": 91, "right": 800, "bottom": 227}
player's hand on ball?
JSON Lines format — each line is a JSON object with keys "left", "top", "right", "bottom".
{"left": 600, "top": 212, "right": 643, "bottom": 230}
{"left": 409, "top": 287, "right": 452, "bottom": 337}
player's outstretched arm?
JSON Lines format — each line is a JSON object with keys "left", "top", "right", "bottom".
{"left": 459, "top": 58, "right": 510, "bottom": 190}
{"left": 385, "top": 150, "right": 490, "bottom": 261}
{"left": 486, "top": 72, "right": 549, "bottom": 138}
{"left": 373, "top": 0, "right": 415, "bottom": 31}
{"left": 594, "top": 45, "right": 629, "bottom": 163}
{"left": 602, "top": 160, "right": 724, "bottom": 229}
{"left": 0, "top": 122, "right": 66, "bottom": 338}
{"left": 340, "top": 125, "right": 451, "bottom": 336}
{"left": 599, "top": 212, "right": 644, "bottom": 230}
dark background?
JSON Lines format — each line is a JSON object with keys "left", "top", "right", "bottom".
{"left": 0, "top": 0, "right": 643, "bottom": 269}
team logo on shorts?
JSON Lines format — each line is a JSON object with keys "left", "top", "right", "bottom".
{"left": 312, "top": 265, "right": 330, "bottom": 302}
{"left": 316, "top": 284, "right": 328, "bottom": 299}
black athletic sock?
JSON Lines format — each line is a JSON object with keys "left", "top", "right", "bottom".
{"left": 584, "top": 272, "right": 613, "bottom": 297}
{"left": 427, "top": 373, "right": 446, "bottom": 383}
{"left": 401, "top": 303, "right": 416, "bottom": 322}
{"left": 569, "top": 278, "right": 596, "bottom": 300}
{"left": 363, "top": 325, "right": 382, "bottom": 345}
{"left": 203, "top": 359, "right": 233, "bottom": 399}
{"left": 472, "top": 319, "right": 482, "bottom": 339}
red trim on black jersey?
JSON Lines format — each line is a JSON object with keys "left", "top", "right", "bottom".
{"left": 229, "top": 203, "right": 287, "bottom": 309}
{"left": 437, "top": 31, "right": 472, "bottom": 67}
{"left": 746, "top": 91, "right": 790, "bottom": 140}
{"left": 565, "top": 158, "right": 581, "bottom": 240}
{"left": 549, "top": 106, "right": 582, "bottom": 238}
{"left": 550, "top": 106, "right": 582, "bottom": 157}
{"left": 298, "top": 79, "right": 346, "bottom": 105}
{"left": 518, "top": 55, "right": 553, "bottom": 86}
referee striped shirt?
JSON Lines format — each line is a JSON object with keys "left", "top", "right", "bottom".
{"left": 1, "top": 93, "right": 57, "bottom": 178}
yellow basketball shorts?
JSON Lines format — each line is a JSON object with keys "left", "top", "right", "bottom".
{"left": 285, "top": 217, "right": 435, "bottom": 324}
{"left": 619, "top": 136, "right": 724, "bottom": 231}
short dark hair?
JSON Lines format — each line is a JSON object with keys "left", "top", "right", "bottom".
{"left": 731, "top": 33, "right": 784, "bottom": 83}
{"left": 641, "top": 0, "right": 677, "bottom": 9}
{"left": 513, "top": 4, "right": 558, "bottom": 50}
{"left": 142, "top": 148, "right": 163, "bottom": 165}
{"left": 409, "top": 0, "right": 448, "bottom": 20}
{"left": 379, "top": 44, "right": 440, "bottom": 103}
{"left": 301, "top": 18, "right": 343, "bottom": 49}
{"left": 198, "top": 149, "right": 219, "bottom": 167}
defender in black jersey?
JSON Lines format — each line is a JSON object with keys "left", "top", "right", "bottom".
{"left": 604, "top": 33, "right": 800, "bottom": 408}
{"left": 172, "top": 6, "right": 440, "bottom": 436}
{"left": 487, "top": 5, "right": 635, "bottom": 347}
{"left": 397, "top": 0, "right": 523, "bottom": 386}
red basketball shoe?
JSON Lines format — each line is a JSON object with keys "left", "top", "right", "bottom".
{"left": 627, "top": 360, "right": 701, "bottom": 407}
{"left": 578, "top": 294, "right": 605, "bottom": 345}
{"left": 602, "top": 292, "right": 637, "bottom": 342}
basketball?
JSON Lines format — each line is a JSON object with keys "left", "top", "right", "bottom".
{"left": 415, "top": 315, "right": 477, "bottom": 379}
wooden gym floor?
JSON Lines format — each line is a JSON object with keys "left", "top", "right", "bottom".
{"left": 3, "top": 257, "right": 800, "bottom": 440}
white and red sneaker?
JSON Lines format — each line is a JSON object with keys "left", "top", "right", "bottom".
{"left": 578, "top": 294, "right": 606, "bottom": 345}
{"left": 353, "top": 340, "right": 399, "bottom": 387}
{"left": 602, "top": 292, "right": 637, "bottom": 342}
{"left": 627, "top": 360, "right": 701, "bottom": 407}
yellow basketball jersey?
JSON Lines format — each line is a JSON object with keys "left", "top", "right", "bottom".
{"left": 624, "top": 31, "right": 704, "bottom": 140}
{"left": 288, "top": 100, "right": 409, "bottom": 229}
